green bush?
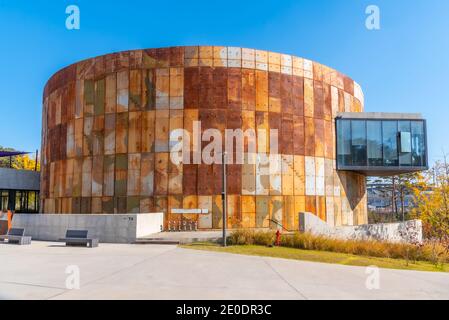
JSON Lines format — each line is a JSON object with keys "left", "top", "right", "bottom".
{"left": 228, "top": 229, "right": 449, "bottom": 264}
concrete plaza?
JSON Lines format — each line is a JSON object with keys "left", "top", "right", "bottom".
{"left": 1, "top": 241, "right": 448, "bottom": 300}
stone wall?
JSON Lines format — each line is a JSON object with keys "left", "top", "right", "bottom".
{"left": 12, "top": 213, "right": 164, "bottom": 243}
{"left": 299, "top": 212, "right": 422, "bottom": 243}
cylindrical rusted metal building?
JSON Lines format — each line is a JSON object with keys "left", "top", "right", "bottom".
{"left": 40, "top": 46, "right": 367, "bottom": 230}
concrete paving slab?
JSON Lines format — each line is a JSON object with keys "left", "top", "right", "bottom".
{"left": 0, "top": 241, "right": 448, "bottom": 300}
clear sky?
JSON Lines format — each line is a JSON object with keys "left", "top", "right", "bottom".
{"left": 0, "top": 0, "right": 448, "bottom": 164}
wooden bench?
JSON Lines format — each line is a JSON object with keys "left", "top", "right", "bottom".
{"left": 59, "top": 230, "right": 99, "bottom": 248}
{"left": 0, "top": 228, "right": 32, "bottom": 245}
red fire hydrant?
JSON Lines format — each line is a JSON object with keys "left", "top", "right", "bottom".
{"left": 275, "top": 230, "right": 281, "bottom": 246}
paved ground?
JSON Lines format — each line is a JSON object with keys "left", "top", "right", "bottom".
{"left": 1, "top": 241, "right": 448, "bottom": 300}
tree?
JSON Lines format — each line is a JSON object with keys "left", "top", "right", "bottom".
{"left": 410, "top": 159, "right": 449, "bottom": 245}
{"left": 0, "top": 146, "right": 40, "bottom": 171}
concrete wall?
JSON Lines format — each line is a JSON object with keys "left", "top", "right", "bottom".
{"left": 12, "top": 213, "right": 164, "bottom": 243}
{"left": 299, "top": 212, "right": 422, "bottom": 243}
{"left": 0, "top": 168, "right": 40, "bottom": 190}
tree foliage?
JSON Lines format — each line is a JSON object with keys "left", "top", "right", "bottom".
{"left": 0, "top": 146, "right": 39, "bottom": 171}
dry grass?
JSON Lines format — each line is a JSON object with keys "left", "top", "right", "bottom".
{"left": 228, "top": 229, "right": 449, "bottom": 266}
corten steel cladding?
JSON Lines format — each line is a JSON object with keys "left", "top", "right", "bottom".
{"left": 41, "top": 46, "right": 367, "bottom": 230}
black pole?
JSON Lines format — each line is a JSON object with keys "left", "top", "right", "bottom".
{"left": 222, "top": 151, "right": 227, "bottom": 247}
{"left": 35, "top": 149, "right": 39, "bottom": 171}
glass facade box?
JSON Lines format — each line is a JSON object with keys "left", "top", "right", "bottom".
{"left": 336, "top": 113, "right": 428, "bottom": 176}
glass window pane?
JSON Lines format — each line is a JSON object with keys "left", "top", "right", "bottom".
{"left": 351, "top": 120, "right": 367, "bottom": 166}
{"left": 382, "top": 121, "right": 398, "bottom": 166}
{"left": 337, "top": 120, "right": 352, "bottom": 166}
{"left": 367, "top": 121, "right": 382, "bottom": 166}
{"left": 411, "top": 121, "right": 426, "bottom": 167}
{"left": 399, "top": 121, "right": 411, "bottom": 166}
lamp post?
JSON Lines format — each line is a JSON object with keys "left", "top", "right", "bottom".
{"left": 222, "top": 151, "right": 227, "bottom": 247}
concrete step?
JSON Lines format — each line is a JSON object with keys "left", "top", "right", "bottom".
{"left": 134, "top": 239, "right": 180, "bottom": 245}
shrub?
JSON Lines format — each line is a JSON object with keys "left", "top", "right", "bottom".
{"left": 228, "top": 229, "right": 449, "bottom": 264}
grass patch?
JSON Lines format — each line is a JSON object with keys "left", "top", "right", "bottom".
{"left": 182, "top": 243, "right": 449, "bottom": 273}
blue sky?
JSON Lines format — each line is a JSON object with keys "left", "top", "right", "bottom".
{"left": 0, "top": 0, "right": 448, "bottom": 164}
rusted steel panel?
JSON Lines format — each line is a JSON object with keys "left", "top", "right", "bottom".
{"left": 154, "top": 152, "right": 169, "bottom": 195}
{"left": 105, "top": 74, "right": 116, "bottom": 114}
{"left": 242, "top": 69, "right": 255, "bottom": 111}
{"left": 129, "top": 69, "right": 142, "bottom": 111}
{"left": 129, "top": 50, "right": 142, "bottom": 69}
{"left": 304, "top": 117, "right": 315, "bottom": 157}
{"left": 293, "top": 155, "right": 305, "bottom": 196}
{"left": 116, "top": 70, "right": 129, "bottom": 112}
{"left": 282, "top": 196, "right": 295, "bottom": 230}
{"left": 305, "top": 156, "right": 315, "bottom": 196}
{"left": 324, "top": 120, "right": 333, "bottom": 159}
{"left": 139, "top": 196, "right": 153, "bottom": 214}
{"left": 227, "top": 195, "right": 241, "bottom": 228}
{"left": 184, "top": 67, "right": 199, "bottom": 109}
{"left": 294, "top": 195, "right": 305, "bottom": 218}
{"left": 256, "top": 153, "right": 270, "bottom": 195}
{"left": 116, "top": 51, "right": 130, "bottom": 71}
{"left": 81, "top": 197, "right": 92, "bottom": 214}
{"left": 154, "top": 110, "right": 169, "bottom": 152}
{"left": 66, "top": 120, "right": 75, "bottom": 158}
{"left": 143, "top": 69, "right": 156, "bottom": 110}
{"left": 94, "top": 79, "right": 105, "bottom": 116}
{"left": 183, "top": 163, "right": 197, "bottom": 195}
{"left": 228, "top": 68, "right": 242, "bottom": 110}
{"left": 333, "top": 196, "right": 342, "bottom": 226}
{"left": 199, "top": 46, "right": 213, "bottom": 67}
{"left": 305, "top": 196, "right": 316, "bottom": 215}
{"left": 154, "top": 196, "right": 168, "bottom": 218}
{"left": 184, "top": 46, "right": 199, "bottom": 67}
{"left": 103, "top": 155, "right": 115, "bottom": 197}
{"left": 168, "top": 195, "right": 183, "bottom": 223}
{"left": 198, "top": 195, "right": 213, "bottom": 229}
{"left": 169, "top": 109, "right": 184, "bottom": 152}
{"left": 281, "top": 114, "right": 293, "bottom": 155}
{"left": 316, "top": 196, "right": 326, "bottom": 221}
{"left": 64, "top": 159, "right": 74, "bottom": 197}
{"left": 114, "top": 154, "right": 128, "bottom": 196}
{"left": 228, "top": 47, "right": 242, "bottom": 68}
{"left": 212, "top": 195, "right": 224, "bottom": 229}
{"left": 91, "top": 156, "right": 103, "bottom": 197}
{"left": 255, "top": 50, "right": 268, "bottom": 71}
{"left": 199, "top": 67, "right": 213, "bottom": 109}
{"left": 213, "top": 46, "right": 228, "bottom": 67}
{"left": 303, "top": 59, "right": 313, "bottom": 79}
{"left": 141, "top": 110, "right": 155, "bottom": 153}
{"left": 313, "top": 81, "right": 324, "bottom": 120}
{"left": 269, "top": 196, "right": 283, "bottom": 228}
{"left": 127, "top": 153, "right": 141, "bottom": 196}
{"left": 343, "top": 76, "right": 354, "bottom": 96}
{"left": 211, "top": 67, "right": 227, "bottom": 110}
{"left": 197, "top": 164, "right": 213, "bottom": 195}
{"left": 304, "top": 78, "right": 314, "bottom": 118}
{"left": 293, "top": 115, "right": 304, "bottom": 155}
{"left": 81, "top": 157, "right": 92, "bottom": 197}
{"left": 280, "top": 74, "right": 293, "bottom": 115}
{"left": 182, "top": 196, "right": 198, "bottom": 225}
{"left": 104, "top": 113, "right": 116, "bottom": 155}
{"left": 315, "top": 157, "right": 325, "bottom": 196}
{"left": 255, "top": 196, "right": 269, "bottom": 228}
{"left": 268, "top": 72, "right": 281, "bottom": 113}
{"left": 128, "top": 111, "right": 142, "bottom": 153}
{"left": 168, "top": 155, "right": 183, "bottom": 195}
{"left": 323, "top": 84, "right": 332, "bottom": 121}
{"left": 92, "top": 116, "right": 104, "bottom": 156}
{"left": 91, "top": 197, "right": 102, "bottom": 214}
{"left": 269, "top": 154, "right": 282, "bottom": 196}
{"left": 313, "top": 63, "right": 323, "bottom": 82}
{"left": 268, "top": 52, "right": 281, "bottom": 73}
{"left": 126, "top": 196, "right": 140, "bottom": 213}
{"left": 115, "top": 112, "right": 128, "bottom": 154}
{"left": 83, "top": 116, "right": 93, "bottom": 156}
{"left": 255, "top": 111, "right": 269, "bottom": 153}
{"left": 227, "top": 164, "right": 241, "bottom": 195}
{"left": 83, "top": 80, "right": 94, "bottom": 116}
{"left": 169, "top": 67, "right": 184, "bottom": 109}
{"left": 242, "top": 153, "right": 256, "bottom": 195}
{"left": 170, "top": 47, "right": 184, "bottom": 67}
{"left": 241, "top": 195, "right": 256, "bottom": 228}
{"left": 255, "top": 70, "right": 268, "bottom": 112}
{"left": 140, "top": 152, "right": 154, "bottom": 196}
{"left": 281, "top": 155, "right": 294, "bottom": 196}
{"left": 155, "top": 68, "right": 169, "bottom": 109}
{"left": 324, "top": 158, "right": 334, "bottom": 196}
{"left": 72, "top": 158, "right": 83, "bottom": 197}
{"left": 314, "top": 119, "right": 325, "bottom": 158}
